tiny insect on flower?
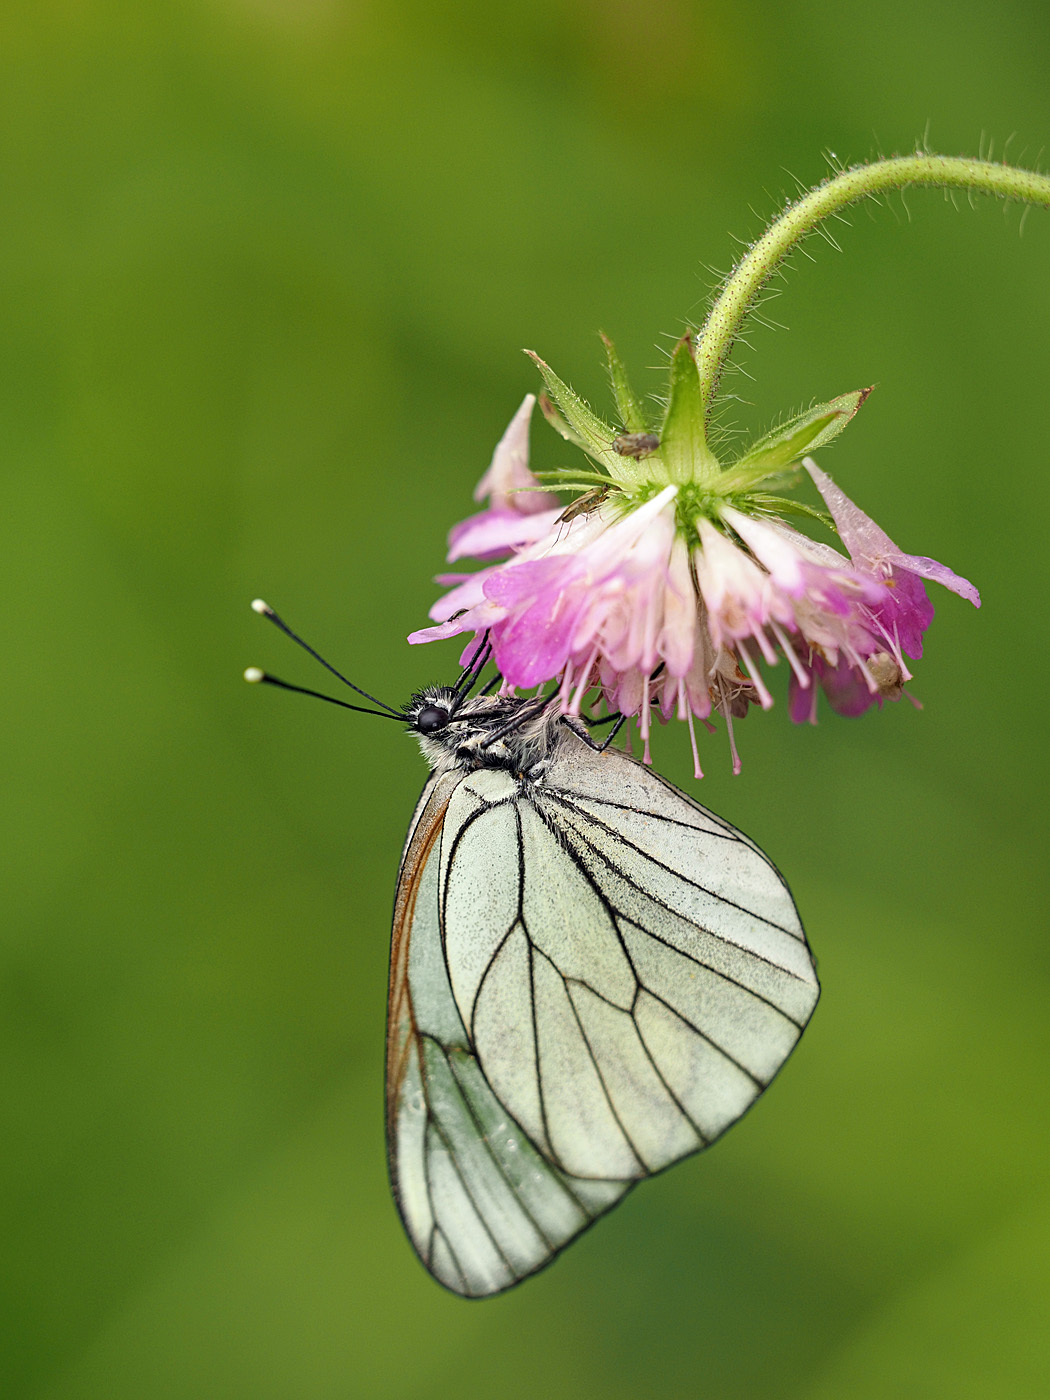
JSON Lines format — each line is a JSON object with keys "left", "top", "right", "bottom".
{"left": 613, "top": 431, "right": 661, "bottom": 459}
{"left": 409, "top": 337, "right": 980, "bottom": 774}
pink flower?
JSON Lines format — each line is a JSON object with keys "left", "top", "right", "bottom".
{"left": 408, "top": 392, "right": 980, "bottom": 774}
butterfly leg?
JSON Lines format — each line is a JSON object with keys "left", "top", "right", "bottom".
{"left": 560, "top": 713, "right": 628, "bottom": 753}
{"left": 596, "top": 715, "right": 628, "bottom": 752}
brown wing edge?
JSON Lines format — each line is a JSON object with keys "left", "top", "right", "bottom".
{"left": 384, "top": 772, "right": 464, "bottom": 1250}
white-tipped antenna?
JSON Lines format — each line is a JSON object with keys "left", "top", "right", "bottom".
{"left": 247, "top": 597, "right": 401, "bottom": 715}
{"left": 243, "top": 665, "right": 403, "bottom": 720}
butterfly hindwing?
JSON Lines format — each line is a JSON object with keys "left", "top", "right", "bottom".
{"left": 386, "top": 734, "right": 819, "bottom": 1297}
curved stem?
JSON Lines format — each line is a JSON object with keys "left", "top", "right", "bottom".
{"left": 695, "top": 154, "right": 1050, "bottom": 422}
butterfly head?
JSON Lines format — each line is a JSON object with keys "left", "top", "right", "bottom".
{"left": 405, "top": 685, "right": 457, "bottom": 734}
{"left": 406, "top": 686, "right": 558, "bottom": 776}
{"left": 412, "top": 698, "right": 454, "bottom": 735}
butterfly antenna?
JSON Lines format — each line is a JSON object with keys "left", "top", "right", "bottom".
{"left": 244, "top": 668, "right": 404, "bottom": 720}
{"left": 250, "top": 600, "right": 402, "bottom": 716}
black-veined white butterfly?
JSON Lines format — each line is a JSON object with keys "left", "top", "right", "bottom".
{"left": 247, "top": 602, "right": 820, "bottom": 1298}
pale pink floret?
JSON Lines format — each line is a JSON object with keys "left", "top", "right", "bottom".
{"left": 707, "top": 509, "right": 901, "bottom": 712}
{"left": 446, "top": 395, "right": 563, "bottom": 562}
{"left": 693, "top": 519, "right": 794, "bottom": 707}
{"left": 804, "top": 458, "right": 980, "bottom": 607}
{"left": 797, "top": 457, "right": 980, "bottom": 717}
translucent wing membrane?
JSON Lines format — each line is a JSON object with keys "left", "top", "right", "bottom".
{"left": 386, "top": 740, "right": 819, "bottom": 1298}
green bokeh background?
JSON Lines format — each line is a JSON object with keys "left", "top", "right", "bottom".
{"left": 4, "top": 2, "right": 1049, "bottom": 1396}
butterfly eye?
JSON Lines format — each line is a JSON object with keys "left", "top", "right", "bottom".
{"left": 415, "top": 705, "right": 450, "bottom": 734}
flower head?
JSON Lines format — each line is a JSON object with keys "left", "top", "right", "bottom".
{"left": 409, "top": 335, "right": 979, "bottom": 774}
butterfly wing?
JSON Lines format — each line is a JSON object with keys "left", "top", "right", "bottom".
{"left": 387, "top": 739, "right": 819, "bottom": 1297}
{"left": 386, "top": 767, "right": 629, "bottom": 1298}
{"left": 530, "top": 739, "right": 821, "bottom": 1162}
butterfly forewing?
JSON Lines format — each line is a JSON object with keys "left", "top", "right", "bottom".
{"left": 386, "top": 733, "right": 819, "bottom": 1297}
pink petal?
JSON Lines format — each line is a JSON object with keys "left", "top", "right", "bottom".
{"left": 721, "top": 507, "right": 807, "bottom": 594}
{"left": 458, "top": 635, "right": 488, "bottom": 667}
{"left": 694, "top": 519, "right": 771, "bottom": 645}
{"left": 805, "top": 457, "right": 980, "bottom": 606}
{"left": 447, "top": 505, "right": 564, "bottom": 563}
{"left": 883, "top": 550, "right": 981, "bottom": 607}
{"left": 492, "top": 597, "right": 585, "bottom": 686}
{"left": 655, "top": 541, "right": 697, "bottom": 677}
{"left": 408, "top": 617, "right": 471, "bottom": 644}
{"left": 788, "top": 667, "right": 818, "bottom": 724}
{"left": 473, "top": 394, "right": 558, "bottom": 516}
{"left": 820, "top": 659, "right": 879, "bottom": 716}
{"left": 428, "top": 569, "right": 498, "bottom": 621}
{"left": 804, "top": 458, "right": 900, "bottom": 563}
{"left": 482, "top": 555, "right": 580, "bottom": 609}
{"left": 764, "top": 517, "right": 852, "bottom": 570}
{"left": 872, "top": 569, "right": 933, "bottom": 660}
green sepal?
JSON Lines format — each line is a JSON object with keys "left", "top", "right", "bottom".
{"left": 534, "top": 466, "right": 618, "bottom": 487}
{"left": 526, "top": 351, "right": 630, "bottom": 482}
{"left": 600, "top": 331, "right": 649, "bottom": 431}
{"left": 728, "top": 387, "right": 873, "bottom": 483}
{"left": 737, "top": 492, "right": 833, "bottom": 527}
{"left": 660, "top": 334, "right": 719, "bottom": 485}
{"left": 536, "top": 393, "right": 589, "bottom": 453}
{"left": 535, "top": 483, "right": 607, "bottom": 496}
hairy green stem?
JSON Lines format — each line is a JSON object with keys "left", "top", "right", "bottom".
{"left": 695, "top": 154, "right": 1050, "bottom": 422}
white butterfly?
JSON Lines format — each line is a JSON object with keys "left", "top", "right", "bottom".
{"left": 389, "top": 685, "right": 820, "bottom": 1298}
{"left": 247, "top": 604, "right": 820, "bottom": 1299}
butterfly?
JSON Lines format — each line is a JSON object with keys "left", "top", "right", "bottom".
{"left": 248, "top": 602, "right": 820, "bottom": 1298}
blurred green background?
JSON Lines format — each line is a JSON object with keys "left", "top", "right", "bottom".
{"left": 3, "top": 1, "right": 1049, "bottom": 1396}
